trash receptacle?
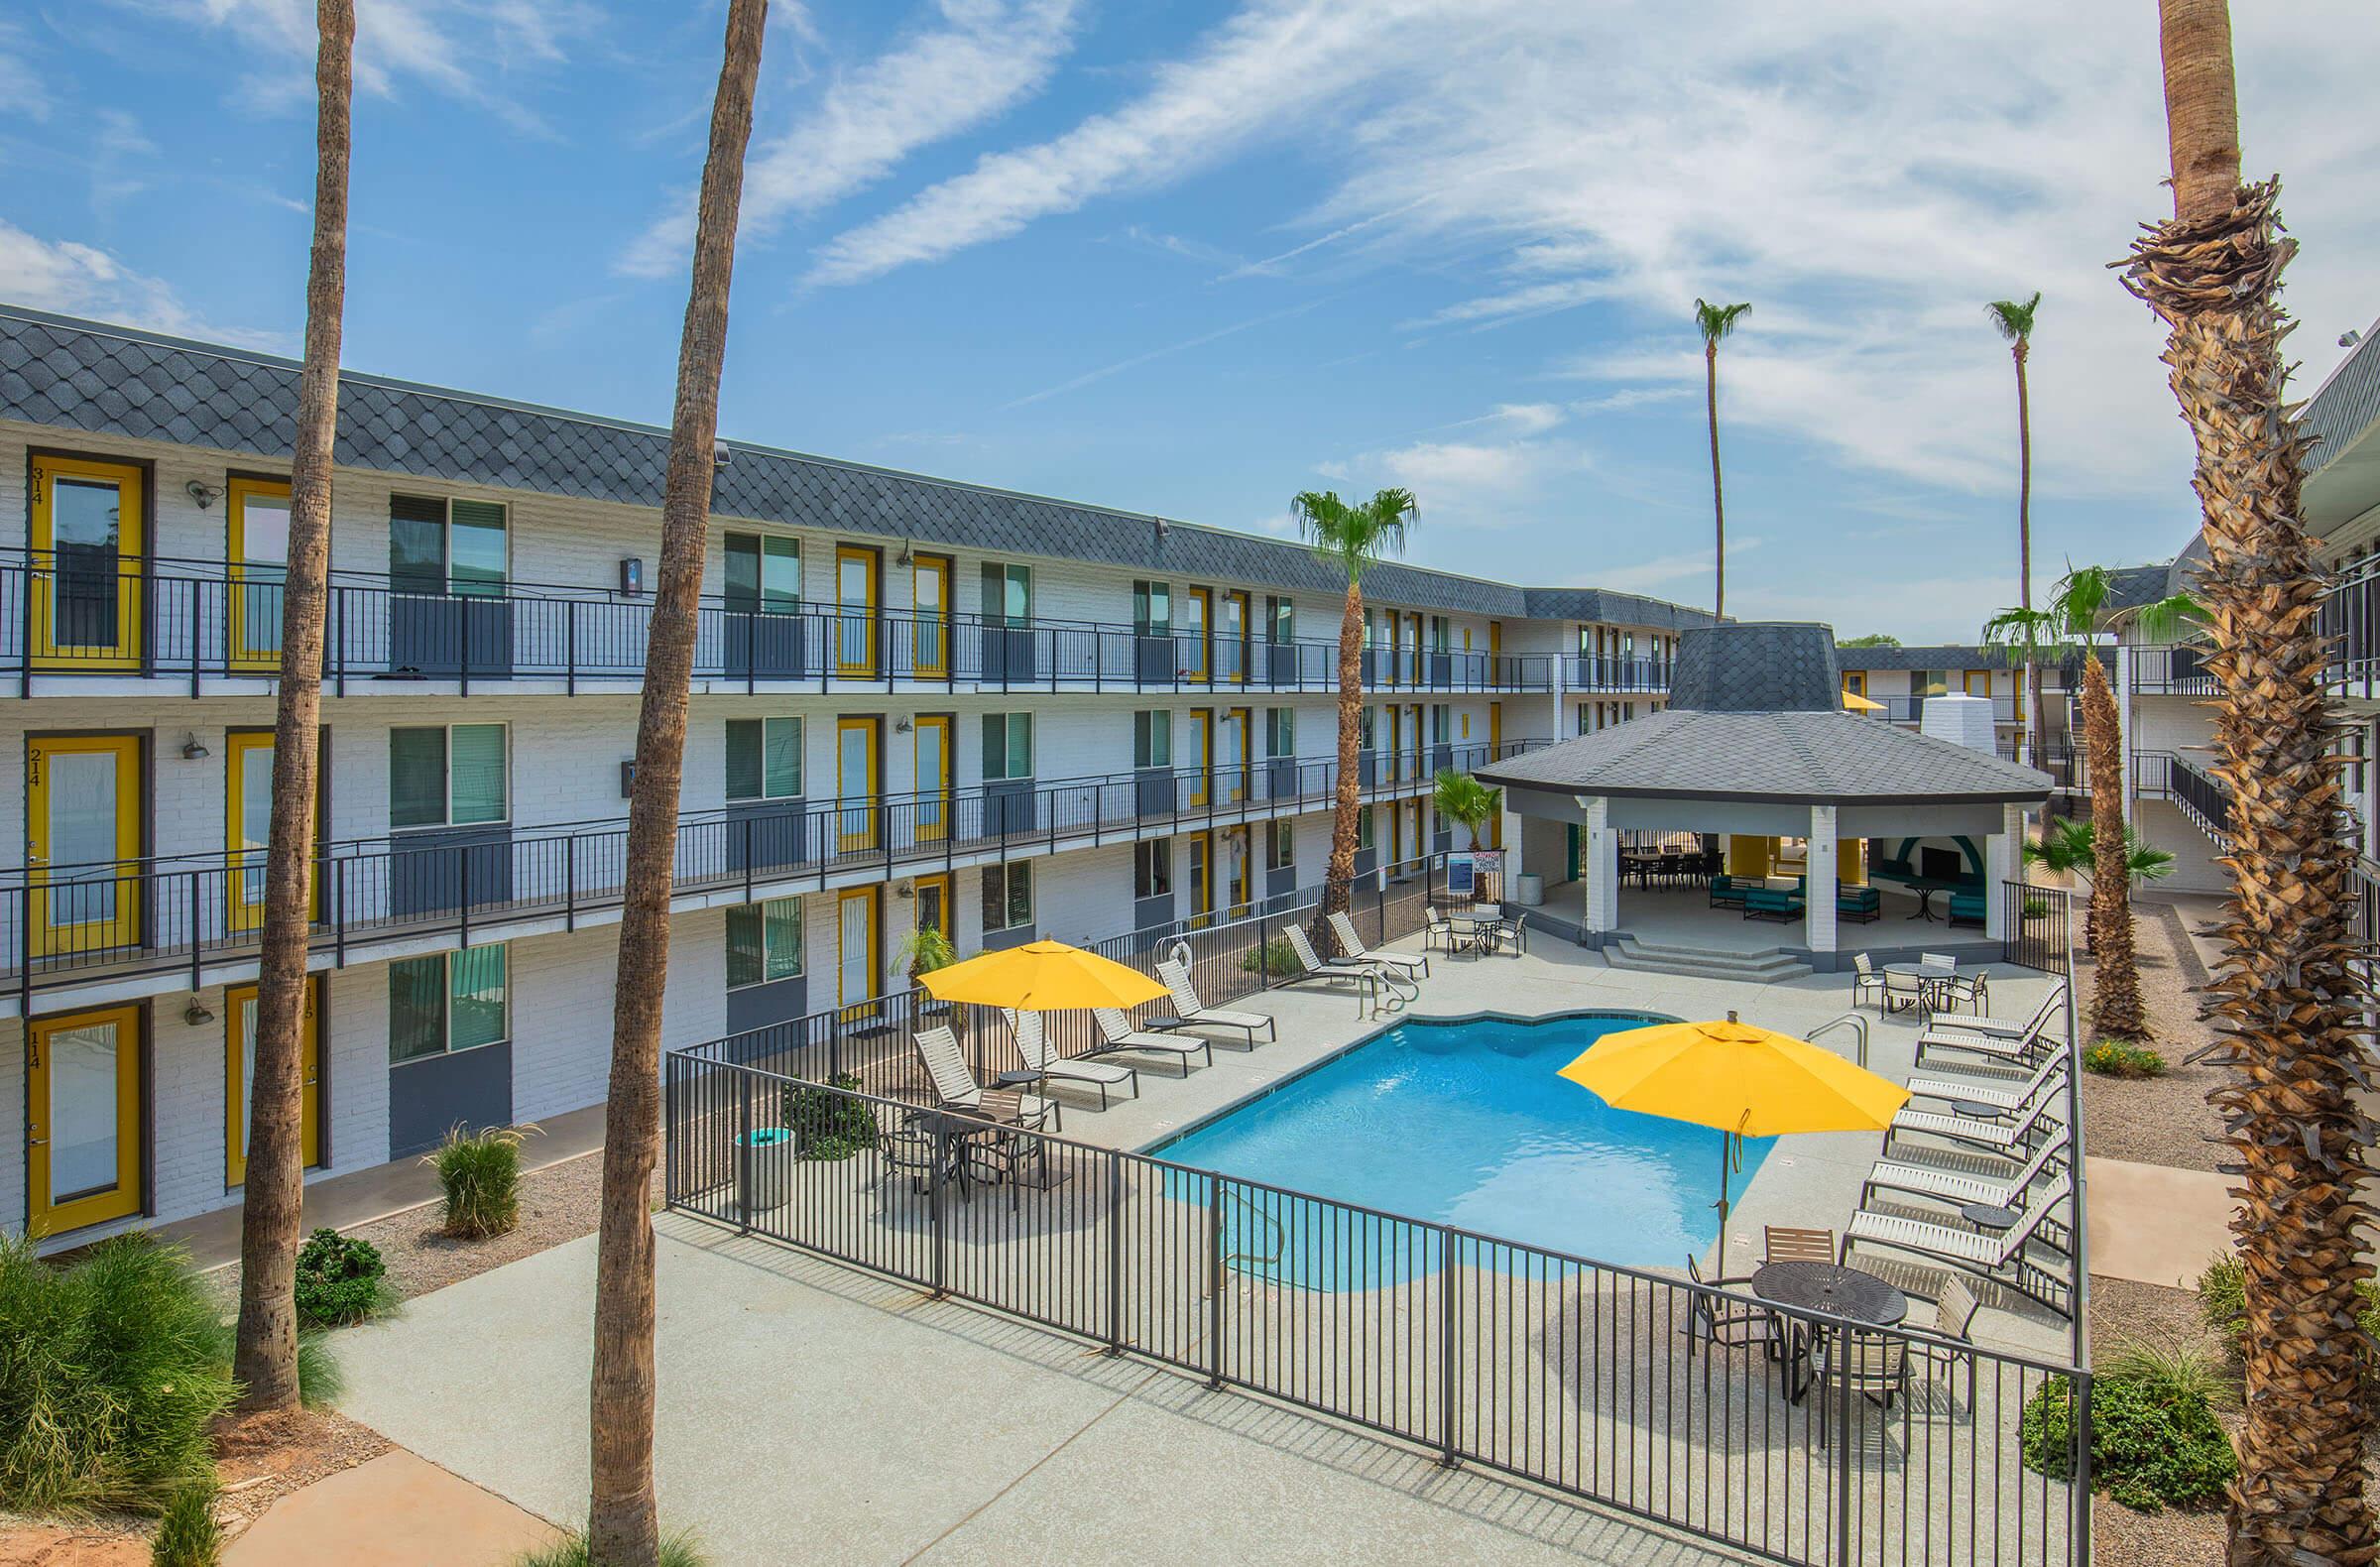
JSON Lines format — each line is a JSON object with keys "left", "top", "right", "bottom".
{"left": 1514, "top": 873, "right": 1544, "bottom": 906}
{"left": 736, "top": 1127, "right": 794, "bottom": 1217}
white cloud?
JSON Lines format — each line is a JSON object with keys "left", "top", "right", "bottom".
{"left": 620, "top": 0, "right": 1082, "bottom": 280}
{"left": 0, "top": 21, "right": 49, "bottom": 121}
{"left": 0, "top": 221, "right": 287, "bottom": 350}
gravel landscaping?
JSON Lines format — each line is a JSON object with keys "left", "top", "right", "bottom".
{"left": 2076, "top": 899, "right": 2229, "bottom": 1172}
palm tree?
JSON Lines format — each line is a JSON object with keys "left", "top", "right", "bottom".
{"left": 1985, "top": 291, "right": 2044, "bottom": 775}
{"left": 2121, "top": 3, "right": 2376, "bottom": 1556}
{"left": 1982, "top": 565, "right": 2196, "bottom": 1039}
{"left": 1291, "top": 487, "right": 1416, "bottom": 948}
{"left": 2022, "top": 817, "right": 2178, "bottom": 889}
{"left": 587, "top": 2, "right": 767, "bottom": 1561}
{"left": 1430, "top": 769, "right": 1500, "bottom": 850}
{"left": 1694, "top": 299, "right": 1750, "bottom": 619}
{"left": 232, "top": 0, "right": 352, "bottom": 1417}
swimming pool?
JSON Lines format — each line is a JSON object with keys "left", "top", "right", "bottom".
{"left": 1151, "top": 1012, "right": 1772, "bottom": 1286}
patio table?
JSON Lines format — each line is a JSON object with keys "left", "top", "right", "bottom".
{"left": 1882, "top": 961, "right": 1955, "bottom": 1015}
{"left": 1447, "top": 907, "right": 1508, "bottom": 955}
{"left": 1752, "top": 1261, "right": 1909, "bottom": 1402}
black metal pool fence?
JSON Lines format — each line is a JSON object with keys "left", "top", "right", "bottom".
{"left": 659, "top": 875, "right": 2094, "bottom": 1567}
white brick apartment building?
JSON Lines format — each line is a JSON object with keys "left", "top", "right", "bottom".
{"left": 0, "top": 305, "right": 1715, "bottom": 1250}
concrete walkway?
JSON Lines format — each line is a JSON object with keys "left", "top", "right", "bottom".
{"left": 225, "top": 1450, "right": 559, "bottom": 1566}
{"left": 335, "top": 1221, "right": 1737, "bottom": 1567}
{"left": 2083, "top": 1155, "right": 2235, "bottom": 1290}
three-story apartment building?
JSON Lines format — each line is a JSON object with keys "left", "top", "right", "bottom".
{"left": 0, "top": 305, "right": 1713, "bottom": 1249}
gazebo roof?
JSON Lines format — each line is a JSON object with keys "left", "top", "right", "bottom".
{"left": 1478, "top": 623, "right": 2053, "bottom": 807}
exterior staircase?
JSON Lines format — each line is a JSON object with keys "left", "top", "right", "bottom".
{"left": 1600, "top": 934, "right": 1815, "bottom": 984}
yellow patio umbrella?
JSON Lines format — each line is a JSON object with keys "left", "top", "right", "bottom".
{"left": 1841, "top": 690, "right": 1884, "bottom": 713}
{"left": 917, "top": 938, "right": 1170, "bottom": 1012}
{"left": 1557, "top": 1012, "right": 1909, "bottom": 1262}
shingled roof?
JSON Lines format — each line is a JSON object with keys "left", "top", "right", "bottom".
{"left": 1477, "top": 623, "right": 2052, "bottom": 804}
{"left": 0, "top": 303, "right": 1716, "bottom": 630}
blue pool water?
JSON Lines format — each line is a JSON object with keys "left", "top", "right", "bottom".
{"left": 1151, "top": 1013, "right": 1772, "bottom": 1288}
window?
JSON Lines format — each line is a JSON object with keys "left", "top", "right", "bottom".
{"left": 1266, "top": 708, "right": 1294, "bottom": 758}
{"left": 1914, "top": 669, "right": 1949, "bottom": 698}
{"left": 724, "top": 534, "right": 800, "bottom": 612}
{"left": 1133, "top": 710, "right": 1172, "bottom": 769}
{"left": 1267, "top": 596, "right": 1294, "bottom": 644}
{"left": 390, "top": 495, "right": 507, "bottom": 596}
{"left": 1133, "top": 840, "right": 1171, "bottom": 900}
{"left": 982, "top": 713, "right": 1033, "bottom": 781}
{"left": 391, "top": 723, "right": 507, "bottom": 828}
{"left": 983, "top": 861, "right": 1032, "bottom": 932}
{"left": 1132, "top": 580, "right": 1171, "bottom": 635}
{"left": 1430, "top": 616, "right": 1450, "bottom": 653}
{"left": 389, "top": 945, "right": 509, "bottom": 1064}
{"left": 1431, "top": 705, "right": 1450, "bottom": 745}
{"left": 982, "top": 562, "right": 1032, "bottom": 626}
{"left": 726, "top": 896, "right": 803, "bottom": 988}
{"left": 1265, "top": 819, "right": 1295, "bottom": 871}
{"left": 726, "top": 717, "right": 802, "bottom": 800}
{"left": 1358, "top": 806, "right": 1375, "bottom": 850}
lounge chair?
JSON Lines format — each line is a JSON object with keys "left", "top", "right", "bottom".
{"left": 1844, "top": 1172, "right": 2075, "bottom": 1310}
{"left": 1155, "top": 958, "right": 1276, "bottom": 1046}
{"left": 912, "top": 1026, "right": 1055, "bottom": 1128}
{"left": 1914, "top": 988, "right": 2064, "bottom": 1069}
{"left": 1092, "top": 1007, "right": 1212, "bottom": 1075}
{"left": 1282, "top": 924, "right": 1407, "bottom": 1010}
{"left": 1329, "top": 910, "right": 1430, "bottom": 980}
{"left": 1904, "top": 1050, "right": 2069, "bottom": 1114}
{"left": 1860, "top": 1129, "right": 2067, "bottom": 1217}
{"left": 1006, "top": 1009, "right": 1137, "bottom": 1110}
{"left": 1885, "top": 1079, "right": 2063, "bottom": 1157}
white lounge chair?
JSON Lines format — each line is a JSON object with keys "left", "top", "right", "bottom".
{"left": 1914, "top": 989, "right": 2065, "bottom": 1069}
{"left": 1005, "top": 1009, "right": 1137, "bottom": 1110}
{"left": 1860, "top": 1129, "right": 2067, "bottom": 1217}
{"left": 1885, "top": 1078, "right": 2063, "bottom": 1157}
{"left": 1155, "top": 958, "right": 1275, "bottom": 1047}
{"left": 1092, "top": 1007, "right": 1211, "bottom": 1075}
{"left": 912, "top": 1026, "right": 1054, "bottom": 1127}
{"left": 1845, "top": 1172, "right": 2075, "bottom": 1310}
{"left": 1904, "top": 1051, "right": 2069, "bottom": 1114}
{"left": 1328, "top": 910, "right": 1429, "bottom": 981}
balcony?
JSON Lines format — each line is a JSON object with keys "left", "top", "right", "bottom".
{"left": 2323, "top": 551, "right": 2380, "bottom": 701}
{"left": 1998, "top": 738, "right": 2087, "bottom": 795}
{"left": 2130, "top": 644, "right": 2215, "bottom": 696}
{"left": 0, "top": 737, "right": 1549, "bottom": 1007}
{"left": 2134, "top": 749, "right": 2232, "bottom": 847}
{"left": 1560, "top": 654, "right": 1673, "bottom": 693}
{"left": 0, "top": 557, "right": 1555, "bottom": 697}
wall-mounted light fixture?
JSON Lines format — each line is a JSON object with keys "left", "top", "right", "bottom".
{"left": 894, "top": 716, "right": 912, "bottom": 733}
{"left": 895, "top": 879, "right": 914, "bottom": 900}
{"left": 180, "top": 734, "right": 211, "bottom": 761}
{"left": 713, "top": 439, "right": 733, "bottom": 467}
{"left": 182, "top": 997, "right": 215, "bottom": 1026}
{"left": 185, "top": 479, "right": 224, "bottom": 510}
{"left": 895, "top": 540, "right": 913, "bottom": 566}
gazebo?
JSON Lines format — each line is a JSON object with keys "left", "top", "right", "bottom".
{"left": 1477, "top": 623, "right": 2053, "bottom": 970}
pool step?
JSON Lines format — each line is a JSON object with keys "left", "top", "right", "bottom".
{"left": 1601, "top": 936, "right": 1814, "bottom": 983}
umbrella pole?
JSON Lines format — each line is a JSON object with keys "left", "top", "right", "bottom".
{"left": 1716, "top": 1135, "right": 1733, "bottom": 1265}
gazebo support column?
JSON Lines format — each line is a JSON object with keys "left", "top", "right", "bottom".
{"left": 1985, "top": 801, "right": 2023, "bottom": 940}
{"left": 1498, "top": 802, "right": 1524, "bottom": 899}
{"left": 1579, "top": 794, "right": 1618, "bottom": 940}
{"left": 1807, "top": 804, "right": 1839, "bottom": 955}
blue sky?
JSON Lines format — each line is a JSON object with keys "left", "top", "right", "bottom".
{"left": 3, "top": 1, "right": 2375, "bottom": 641}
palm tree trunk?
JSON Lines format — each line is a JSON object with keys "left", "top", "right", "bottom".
{"left": 2079, "top": 657, "right": 2146, "bottom": 1037}
{"left": 1321, "top": 581, "right": 1365, "bottom": 936}
{"left": 232, "top": 0, "right": 351, "bottom": 1417}
{"left": 2125, "top": 6, "right": 2375, "bottom": 1558}
{"left": 2016, "top": 343, "right": 2044, "bottom": 780}
{"left": 586, "top": 2, "right": 765, "bottom": 1560}
{"left": 1705, "top": 342, "right": 1725, "bottom": 620}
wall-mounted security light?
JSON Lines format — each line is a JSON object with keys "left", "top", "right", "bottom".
{"left": 180, "top": 734, "right": 211, "bottom": 761}
{"left": 713, "top": 440, "right": 733, "bottom": 466}
{"left": 185, "top": 480, "right": 224, "bottom": 510}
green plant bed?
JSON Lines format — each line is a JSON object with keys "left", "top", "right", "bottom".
{"left": 781, "top": 1074, "right": 879, "bottom": 1162}
{"left": 2021, "top": 1340, "right": 2237, "bottom": 1511}
{"left": 151, "top": 1476, "right": 223, "bottom": 1566}
{"left": 425, "top": 1125, "right": 534, "bottom": 1239}
{"left": 2082, "top": 1040, "right": 2167, "bottom": 1078}
{"left": 513, "top": 1524, "right": 710, "bottom": 1567}
{"left": 295, "top": 1228, "right": 396, "bottom": 1328}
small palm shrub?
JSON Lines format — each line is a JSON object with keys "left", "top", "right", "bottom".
{"left": 0, "top": 1233, "right": 236, "bottom": 1515}
{"left": 2082, "top": 1040, "right": 2167, "bottom": 1078}
{"left": 294, "top": 1228, "right": 394, "bottom": 1327}
{"left": 151, "top": 1477, "right": 223, "bottom": 1566}
{"left": 425, "top": 1124, "right": 534, "bottom": 1239}
{"left": 2020, "top": 1336, "right": 2237, "bottom": 1510}
{"left": 782, "top": 1074, "right": 878, "bottom": 1162}
{"left": 513, "top": 1524, "right": 710, "bottom": 1566}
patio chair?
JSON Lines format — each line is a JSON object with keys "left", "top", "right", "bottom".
{"left": 1006, "top": 1009, "right": 1138, "bottom": 1110}
{"left": 1763, "top": 1225, "right": 1839, "bottom": 1266}
{"left": 1092, "top": 1007, "right": 1212, "bottom": 1075}
{"left": 1329, "top": 910, "right": 1430, "bottom": 981}
{"left": 1836, "top": 885, "right": 1881, "bottom": 923}
{"left": 1808, "top": 1332, "right": 1909, "bottom": 1446}
{"left": 1281, "top": 924, "right": 1408, "bottom": 1010}
{"left": 1860, "top": 1126, "right": 2068, "bottom": 1218}
{"left": 877, "top": 1118, "right": 942, "bottom": 1194}
{"left": 1881, "top": 963, "right": 1928, "bottom": 1016}
{"left": 1155, "top": 958, "right": 1276, "bottom": 1047}
{"left": 1423, "top": 905, "right": 1459, "bottom": 954}
{"left": 1844, "top": 1173, "right": 2075, "bottom": 1311}
{"left": 1849, "top": 953, "right": 1887, "bottom": 1013}
{"left": 1904, "top": 1050, "right": 2069, "bottom": 1114}
{"left": 1710, "top": 875, "right": 1750, "bottom": 909}
{"left": 1947, "top": 890, "right": 1988, "bottom": 928}
{"left": 1885, "top": 1081, "right": 2064, "bottom": 1158}
{"left": 1914, "top": 989, "right": 2064, "bottom": 1069}
{"left": 911, "top": 1026, "right": 1056, "bottom": 1129}
{"left": 1936, "top": 970, "right": 1989, "bottom": 1017}
{"left": 1683, "top": 1254, "right": 1780, "bottom": 1361}
{"left": 1743, "top": 886, "right": 1803, "bottom": 922}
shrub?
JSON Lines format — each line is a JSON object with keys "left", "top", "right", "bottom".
{"left": 2021, "top": 897, "right": 2052, "bottom": 921}
{"left": 151, "top": 1477, "right": 222, "bottom": 1567}
{"left": 2199, "top": 1250, "right": 2380, "bottom": 1393}
{"left": 0, "top": 1233, "right": 236, "bottom": 1515}
{"left": 425, "top": 1124, "right": 535, "bottom": 1239}
{"left": 2021, "top": 1338, "right": 2238, "bottom": 1511}
{"left": 1243, "top": 937, "right": 1301, "bottom": 978}
{"left": 513, "top": 1524, "right": 710, "bottom": 1567}
{"left": 781, "top": 1074, "right": 878, "bottom": 1163}
{"left": 2082, "top": 1040, "right": 2167, "bottom": 1078}
{"left": 294, "top": 1228, "right": 393, "bottom": 1327}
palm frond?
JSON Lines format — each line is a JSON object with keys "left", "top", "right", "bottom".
{"left": 1985, "top": 291, "right": 2043, "bottom": 345}
{"left": 1694, "top": 298, "right": 1751, "bottom": 346}
{"left": 1290, "top": 486, "right": 1415, "bottom": 585}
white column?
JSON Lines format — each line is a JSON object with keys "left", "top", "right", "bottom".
{"left": 1581, "top": 795, "right": 1618, "bottom": 935}
{"left": 1807, "top": 804, "right": 1839, "bottom": 954}
{"left": 2112, "top": 645, "right": 2134, "bottom": 814}
{"left": 1985, "top": 801, "right": 2024, "bottom": 939}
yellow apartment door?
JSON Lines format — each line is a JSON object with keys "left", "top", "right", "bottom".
{"left": 838, "top": 716, "right": 881, "bottom": 853}
{"left": 837, "top": 886, "right": 881, "bottom": 1020}
{"left": 913, "top": 714, "right": 951, "bottom": 842}
{"left": 28, "top": 1004, "right": 143, "bottom": 1234}
{"left": 228, "top": 476, "right": 292, "bottom": 672}
{"left": 226, "top": 978, "right": 320, "bottom": 1185}
{"left": 1221, "top": 591, "right": 1250, "bottom": 683}
{"left": 835, "top": 545, "right": 879, "bottom": 677}
{"left": 910, "top": 553, "right": 951, "bottom": 677}
{"left": 227, "top": 729, "right": 324, "bottom": 932}
{"left": 1181, "top": 587, "right": 1210, "bottom": 681}
{"left": 28, "top": 734, "right": 143, "bottom": 956}
{"left": 31, "top": 455, "right": 145, "bottom": 670}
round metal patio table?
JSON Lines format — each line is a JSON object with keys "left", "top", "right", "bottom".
{"left": 1753, "top": 1261, "right": 1909, "bottom": 1403}
{"left": 1882, "top": 961, "right": 1954, "bottom": 1015}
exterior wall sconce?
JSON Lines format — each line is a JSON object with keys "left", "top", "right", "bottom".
{"left": 185, "top": 480, "right": 224, "bottom": 509}
{"left": 180, "top": 734, "right": 211, "bottom": 760}
{"left": 894, "top": 716, "right": 912, "bottom": 733}
{"left": 183, "top": 997, "right": 215, "bottom": 1026}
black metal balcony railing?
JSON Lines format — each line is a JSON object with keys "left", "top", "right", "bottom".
{"left": 1996, "top": 738, "right": 2087, "bottom": 794}
{"left": 2129, "top": 644, "right": 2214, "bottom": 696}
{"left": 2133, "top": 750, "right": 2233, "bottom": 846}
{"left": 1559, "top": 654, "right": 1673, "bottom": 693}
{"left": 0, "top": 557, "right": 1558, "bottom": 696}
{"left": 2322, "top": 551, "right": 2380, "bottom": 700}
{"left": 0, "top": 736, "right": 1549, "bottom": 1003}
